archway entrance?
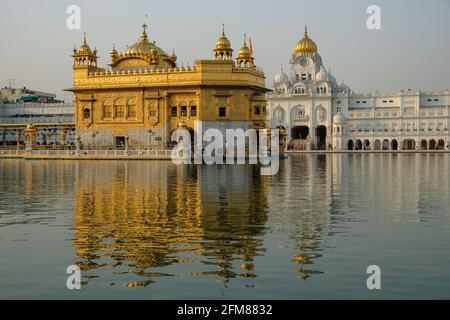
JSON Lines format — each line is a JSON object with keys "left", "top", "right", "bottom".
{"left": 391, "top": 139, "right": 398, "bottom": 151}
{"left": 292, "top": 126, "right": 309, "bottom": 140}
{"left": 403, "top": 139, "right": 416, "bottom": 150}
{"left": 438, "top": 139, "right": 445, "bottom": 150}
{"left": 421, "top": 140, "right": 428, "bottom": 150}
{"left": 364, "top": 140, "right": 371, "bottom": 150}
{"left": 429, "top": 139, "right": 436, "bottom": 150}
{"left": 348, "top": 140, "right": 354, "bottom": 151}
{"left": 382, "top": 140, "right": 390, "bottom": 150}
{"left": 115, "top": 136, "right": 126, "bottom": 149}
{"left": 315, "top": 126, "right": 327, "bottom": 150}
{"left": 355, "top": 140, "right": 363, "bottom": 150}
{"left": 374, "top": 140, "right": 381, "bottom": 150}
{"left": 169, "top": 128, "right": 195, "bottom": 149}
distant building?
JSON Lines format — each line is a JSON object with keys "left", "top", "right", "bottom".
{"left": 0, "top": 87, "right": 62, "bottom": 104}
{"left": 267, "top": 28, "right": 450, "bottom": 151}
{"left": 0, "top": 95, "right": 74, "bottom": 147}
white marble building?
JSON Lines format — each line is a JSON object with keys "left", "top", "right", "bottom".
{"left": 267, "top": 28, "right": 450, "bottom": 151}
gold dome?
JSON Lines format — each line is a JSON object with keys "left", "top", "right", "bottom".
{"left": 215, "top": 24, "right": 232, "bottom": 51}
{"left": 237, "top": 35, "right": 251, "bottom": 60}
{"left": 79, "top": 33, "right": 92, "bottom": 54}
{"left": 295, "top": 26, "right": 317, "bottom": 56}
{"left": 124, "top": 24, "right": 168, "bottom": 56}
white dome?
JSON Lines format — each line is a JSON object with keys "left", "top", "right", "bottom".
{"left": 274, "top": 67, "right": 289, "bottom": 84}
{"left": 316, "top": 66, "right": 329, "bottom": 82}
{"left": 338, "top": 82, "right": 351, "bottom": 94}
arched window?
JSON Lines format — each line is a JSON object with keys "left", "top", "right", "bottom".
{"left": 190, "top": 105, "right": 197, "bottom": 117}
{"left": 102, "top": 101, "right": 112, "bottom": 118}
{"left": 127, "top": 99, "right": 137, "bottom": 118}
{"left": 114, "top": 100, "right": 125, "bottom": 118}
{"left": 317, "top": 107, "right": 326, "bottom": 121}
{"left": 171, "top": 106, "right": 178, "bottom": 117}
{"left": 83, "top": 107, "right": 91, "bottom": 119}
{"left": 181, "top": 105, "right": 187, "bottom": 117}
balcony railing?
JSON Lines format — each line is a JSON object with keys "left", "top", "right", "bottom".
{"left": 0, "top": 149, "right": 173, "bottom": 157}
{"left": 292, "top": 115, "right": 310, "bottom": 122}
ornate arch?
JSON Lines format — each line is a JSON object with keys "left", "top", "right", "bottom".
{"left": 316, "top": 105, "right": 327, "bottom": 122}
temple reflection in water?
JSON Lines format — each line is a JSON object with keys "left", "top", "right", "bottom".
{"left": 69, "top": 153, "right": 450, "bottom": 287}
{"left": 73, "top": 161, "right": 270, "bottom": 286}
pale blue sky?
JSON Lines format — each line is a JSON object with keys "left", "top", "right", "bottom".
{"left": 0, "top": 0, "right": 449, "bottom": 101}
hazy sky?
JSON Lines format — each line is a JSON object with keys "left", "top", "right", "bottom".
{"left": 1, "top": 0, "right": 449, "bottom": 101}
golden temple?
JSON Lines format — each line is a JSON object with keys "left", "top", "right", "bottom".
{"left": 68, "top": 23, "right": 269, "bottom": 149}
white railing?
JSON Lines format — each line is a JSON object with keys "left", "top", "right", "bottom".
{"left": 0, "top": 149, "right": 173, "bottom": 157}
{"left": 0, "top": 116, "right": 74, "bottom": 124}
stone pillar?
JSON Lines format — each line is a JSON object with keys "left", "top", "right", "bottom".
{"left": 125, "top": 136, "right": 129, "bottom": 155}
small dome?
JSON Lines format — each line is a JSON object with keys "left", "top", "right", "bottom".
{"left": 338, "top": 82, "right": 351, "bottom": 93}
{"left": 238, "top": 45, "right": 251, "bottom": 59}
{"left": 237, "top": 35, "right": 251, "bottom": 62}
{"left": 274, "top": 66, "right": 288, "bottom": 84}
{"left": 215, "top": 25, "right": 232, "bottom": 51}
{"left": 316, "top": 66, "right": 329, "bottom": 82}
{"left": 79, "top": 33, "right": 92, "bottom": 54}
{"left": 295, "top": 27, "right": 317, "bottom": 56}
{"left": 216, "top": 35, "right": 232, "bottom": 50}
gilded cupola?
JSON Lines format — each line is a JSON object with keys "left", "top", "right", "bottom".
{"left": 295, "top": 26, "right": 318, "bottom": 56}
{"left": 110, "top": 23, "right": 177, "bottom": 71}
{"left": 214, "top": 24, "right": 233, "bottom": 61}
{"left": 72, "top": 33, "right": 98, "bottom": 68}
{"left": 110, "top": 44, "right": 118, "bottom": 62}
{"left": 237, "top": 34, "right": 252, "bottom": 67}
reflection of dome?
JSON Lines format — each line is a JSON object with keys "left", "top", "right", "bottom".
{"left": 274, "top": 66, "right": 288, "bottom": 84}
{"left": 316, "top": 66, "right": 329, "bottom": 82}
{"left": 295, "top": 26, "right": 318, "bottom": 56}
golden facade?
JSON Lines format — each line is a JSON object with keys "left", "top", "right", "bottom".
{"left": 68, "top": 24, "right": 269, "bottom": 148}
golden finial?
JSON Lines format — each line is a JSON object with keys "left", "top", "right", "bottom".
{"left": 222, "top": 23, "right": 225, "bottom": 36}
{"left": 141, "top": 22, "right": 148, "bottom": 41}
{"left": 83, "top": 32, "right": 87, "bottom": 45}
{"left": 243, "top": 34, "right": 247, "bottom": 46}
{"left": 305, "top": 25, "right": 308, "bottom": 35}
